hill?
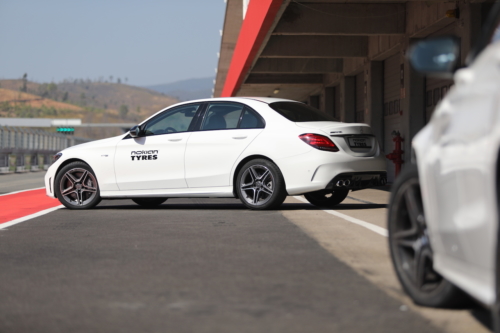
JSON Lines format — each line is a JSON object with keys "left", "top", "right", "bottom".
{"left": 0, "top": 79, "right": 180, "bottom": 140}
{"left": 0, "top": 79, "right": 179, "bottom": 123}
{"left": 144, "top": 77, "right": 213, "bottom": 101}
{"left": 0, "top": 88, "right": 83, "bottom": 114}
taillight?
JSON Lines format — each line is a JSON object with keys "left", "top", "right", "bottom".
{"left": 299, "top": 133, "right": 339, "bottom": 152}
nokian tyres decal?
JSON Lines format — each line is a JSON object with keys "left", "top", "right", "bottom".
{"left": 131, "top": 150, "right": 158, "bottom": 161}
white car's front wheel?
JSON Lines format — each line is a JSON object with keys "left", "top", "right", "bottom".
{"left": 55, "top": 161, "right": 101, "bottom": 210}
{"left": 236, "top": 159, "right": 287, "bottom": 210}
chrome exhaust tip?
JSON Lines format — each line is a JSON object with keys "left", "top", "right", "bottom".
{"left": 336, "top": 180, "right": 344, "bottom": 187}
{"left": 344, "top": 179, "right": 351, "bottom": 186}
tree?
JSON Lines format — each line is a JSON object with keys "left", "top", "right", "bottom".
{"left": 62, "top": 92, "right": 69, "bottom": 102}
{"left": 20, "top": 73, "right": 28, "bottom": 92}
{"left": 119, "top": 105, "right": 129, "bottom": 118}
{"left": 117, "top": 78, "right": 121, "bottom": 84}
{"left": 47, "top": 83, "right": 57, "bottom": 98}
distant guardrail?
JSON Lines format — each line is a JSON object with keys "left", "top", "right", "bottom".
{"left": 0, "top": 126, "right": 91, "bottom": 173}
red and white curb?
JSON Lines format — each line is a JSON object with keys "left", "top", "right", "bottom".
{"left": 0, "top": 188, "right": 63, "bottom": 230}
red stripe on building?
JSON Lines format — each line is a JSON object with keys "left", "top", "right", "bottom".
{"left": 221, "top": 0, "right": 283, "bottom": 97}
{"left": 0, "top": 189, "right": 61, "bottom": 224}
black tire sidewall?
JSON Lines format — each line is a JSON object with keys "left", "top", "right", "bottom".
{"left": 388, "top": 164, "right": 465, "bottom": 307}
{"left": 236, "top": 159, "right": 286, "bottom": 210}
{"left": 54, "top": 161, "right": 101, "bottom": 210}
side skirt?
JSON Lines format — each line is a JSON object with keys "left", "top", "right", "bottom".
{"left": 100, "top": 186, "right": 235, "bottom": 199}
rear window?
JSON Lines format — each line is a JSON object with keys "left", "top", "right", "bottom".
{"left": 269, "top": 102, "right": 336, "bottom": 122}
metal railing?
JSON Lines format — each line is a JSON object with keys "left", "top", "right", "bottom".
{"left": 0, "top": 126, "right": 90, "bottom": 173}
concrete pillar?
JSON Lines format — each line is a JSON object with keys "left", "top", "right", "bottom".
{"left": 368, "top": 61, "right": 384, "bottom": 147}
{"left": 401, "top": 40, "right": 426, "bottom": 164}
{"left": 344, "top": 76, "right": 356, "bottom": 123}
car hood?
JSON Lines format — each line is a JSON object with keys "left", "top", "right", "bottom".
{"left": 61, "top": 134, "right": 126, "bottom": 152}
{"left": 294, "top": 122, "right": 373, "bottom": 136}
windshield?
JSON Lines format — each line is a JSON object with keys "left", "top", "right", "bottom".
{"left": 269, "top": 102, "right": 336, "bottom": 122}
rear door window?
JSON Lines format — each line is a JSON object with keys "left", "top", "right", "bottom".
{"left": 239, "top": 108, "right": 265, "bottom": 128}
{"left": 201, "top": 103, "right": 244, "bottom": 130}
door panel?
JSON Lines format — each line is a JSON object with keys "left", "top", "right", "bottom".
{"left": 114, "top": 103, "right": 200, "bottom": 191}
{"left": 431, "top": 41, "right": 500, "bottom": 270}
{"left": 185, "top": 129, "right": 262, "bottom": 188}
{"left": 114, "top": 133, "right": 191, "bottom": 190}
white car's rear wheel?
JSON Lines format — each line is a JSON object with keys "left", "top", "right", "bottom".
{"left": 55, "top": 162, "right": 101, "bottom": 210}
{"left": 236, "top": 159, "right": 286, "bottom": 210}
{"left": 388, "top": 165, "right": 468, "bottom": 307}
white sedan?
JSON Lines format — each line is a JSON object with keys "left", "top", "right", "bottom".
{"left": 388, "top": 3, "right": 500, "bottom": 322}
{"left": 45, "top": 97, "right": 386, "bottom": 210}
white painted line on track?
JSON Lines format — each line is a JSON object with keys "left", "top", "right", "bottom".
{"left": 0, "top": 187, "right": 45, "bottom": 197}
{"left": 0, "top": 205, "right": 64, "bottom": 230}
{"left": 293, "top": 196, "right": 388, "bottom": 237}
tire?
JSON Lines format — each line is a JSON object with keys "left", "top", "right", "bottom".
{"left": 388, "top": 164, "right": 468, "bottom": 307}
{"left": 236, "top": 159, "right": 287, "bottom": 210}
{"left": 55, "top": 161, "right": 101, "bottom": 210}
{"left": 132, "top": 198, "right": 168, "bottom": 208}
{"left": 304, "top": 189, "right": 349, "bottom": 208}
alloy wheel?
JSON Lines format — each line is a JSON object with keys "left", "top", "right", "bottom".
{"left": 391, "top": 178, "right": 443, "bottom": 292}
{"left": 239, "top": 165, "right": 275, "bottom": 206}
{"left": 59, "top": 168, "right": 98, "bottom": 207}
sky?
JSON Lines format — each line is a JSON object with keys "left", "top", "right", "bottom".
{"left": 0, "top": 0, "right": 226, "bottom": 86}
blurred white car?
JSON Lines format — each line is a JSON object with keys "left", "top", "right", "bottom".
{"left": 45, "top": 97, "right": 386, "bottom": 210}
{"left": 387, "top": 2, "right": 500, "bottom": 324}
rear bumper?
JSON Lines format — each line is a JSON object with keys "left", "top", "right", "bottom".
{"left": 276, "top": 149, "right": 387, "bottom": 195}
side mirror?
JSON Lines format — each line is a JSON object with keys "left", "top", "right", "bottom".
{"left": 129, "top": 125, "right": 141, "bottom": 138}
{"left": 409, "top": 36, "right": 460, "bottom": 78}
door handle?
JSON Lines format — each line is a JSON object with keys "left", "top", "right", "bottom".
{"left": 232, "top": 136, "right": 247, "bottom": 139}
{"left": 168, "top": 138, "right": 182, "bottom": 142}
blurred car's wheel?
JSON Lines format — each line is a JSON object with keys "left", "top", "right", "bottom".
{"left": 132, "top": 198, "right": 168, "bottom": 208}
{"left": 388, "top": 164, "right": 467, "bottom": 307}
{"left": 55, "top": 161, "right": 101, "bottom": 210}
{"left": 304, "top": 189, "right": 349, "bottom": 207}
{"left": 236, "top": 159, "right": 287, "bottom": 210}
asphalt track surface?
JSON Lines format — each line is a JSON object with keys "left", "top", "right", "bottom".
{"left": 0, "top": 173, "right": 492, "bottom": 332}
{"left": 0, "top": 172, "right": 45, "bottom": 194}
{"left": 0, "top": 198, "right": 442, "bottom": 333}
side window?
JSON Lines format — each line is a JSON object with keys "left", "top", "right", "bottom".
{"left": 239, "top": 108, "right": 265, "bottom": 129}
{"left": 201, "top": 103, "right": 244, "bottom": 130}
{"left": 143, "top": 104, "right": 200, "bottom": 136}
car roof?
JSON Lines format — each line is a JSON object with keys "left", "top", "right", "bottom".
{"left": 171, "top": 96, "right": 301, "bottom": 106}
